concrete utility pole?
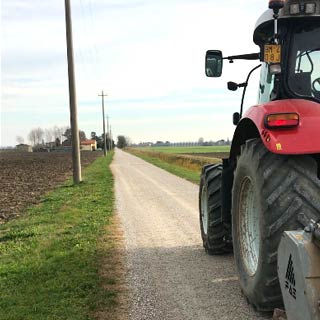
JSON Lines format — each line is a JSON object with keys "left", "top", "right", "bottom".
{"left": 98, "top": 91, "right": 108, "bottom": 156}
{"left": 64, "top": 0, "right": 82, "bottom": 184}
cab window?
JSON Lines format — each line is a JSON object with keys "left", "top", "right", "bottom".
{"left": 258, "top": 62, "right": 275, "bottom": 104}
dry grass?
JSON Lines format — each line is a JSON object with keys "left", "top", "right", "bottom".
{"left": 127, "top": 148, "right": 221, "bottom": 172}
{"left": 95, "top": 213, "right": 129, "bottom": 320}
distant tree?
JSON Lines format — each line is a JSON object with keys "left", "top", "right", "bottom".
{"left": 79, "top": 131, "right": 86, "bottom": 141}
{"left": 53, "top": 126, "right": 65, "bottom": 143}
{"left": 55, "top": 138, "right": 61, "bottom": 147}
{"left": 16, "top": 136, "right": 24, "bottom": 144}
{"left": 28, "top": 127, "right": 44, "bottom": 146}
{"left": 117, "top": 135, "right": 128, "bottom": 149}
{"left": 125, "top": 136, "right": 132, "bottom": 147}
{"left": 99, "top": 133, "right": 113, "bottom": 150}
{"left": 95, "top": 134, "right": 103, "bottom": 149}
{"left": 91, "top": 132, "right": 97, "bottom": 140}
{"left": 53, "top": 126, "right": 60, "bottom": 140}
{"left": 63, "top": 128, "right": 72, "bottom": 141}
{"left": 28, "top": 129, "right": 37, "bottom": 146}
{"left": 63, "top": 128, "right": 86, "bottom": 143}
{"left": 45, "top": 128, "right": 53, "bottom": 143}
{"left": 99, "top": 133, "right": 106, "bottom": 150}
{"left": 35, "top": 127, "right": 44, "bottom": 145}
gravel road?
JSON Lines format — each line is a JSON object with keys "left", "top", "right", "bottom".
{"left": 111, "top": 149, "right": 271, "bottom": 320}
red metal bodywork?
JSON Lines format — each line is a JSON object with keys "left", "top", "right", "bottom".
{"left": 242, "top": 99, "right": 320, "bottom": 154}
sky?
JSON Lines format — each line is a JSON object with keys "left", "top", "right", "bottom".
{"left": 1, "top": 0, "right": 268, "bottom": 147}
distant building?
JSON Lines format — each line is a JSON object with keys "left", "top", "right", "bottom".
{"left": 16, "top": 144, "right": 33, "bottom": 152}
{"left": 80, "top": 139, "right": 97, "bottom": 151}
{"left": 137, "top": 142, "right": 153, "bottom": 147}
{"left": 62, "top": 139, "right": 71, "bottom": 147}
{"left": 45, "top": 142, "right": 56, "bottom": 149}
{"left": 60, "top": 139, "right": 97, "bottom": 151}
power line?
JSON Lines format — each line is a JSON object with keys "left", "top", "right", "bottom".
{"left": 77, "top": 0, "right": 103, "bottom": 87}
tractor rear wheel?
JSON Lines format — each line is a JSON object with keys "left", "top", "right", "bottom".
{"left": 232, "top": 139, "right": 320, "bottom": 311}
{"left": 199, "top": 164, "right": 232, "bottom": 254}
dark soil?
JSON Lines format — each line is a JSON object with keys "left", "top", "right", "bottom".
{"left": 0, "top": 151, "right": 103, "bottom": 223}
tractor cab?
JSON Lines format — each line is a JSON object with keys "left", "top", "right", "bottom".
{"left": 254, "top": 0, "right": 320, "bottom": 104}
{"left": 206, "top": 0, "right": 320, "bottom": 107}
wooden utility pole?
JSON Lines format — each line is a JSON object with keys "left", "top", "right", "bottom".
{"left": 110, "top": 125, "right": 113, "bottom": 149}
{"left": 64, "top": 0, "right": 82, "bottom": 184}
{"left": 98, "top": 91, "right": 108, "bottom": 156}
{"left": 107, "top": 115, "right": 111, "bottom": 151}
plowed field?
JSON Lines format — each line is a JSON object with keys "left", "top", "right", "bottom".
{"left": 0, "top": 151, "right": 102, "bottom": 223}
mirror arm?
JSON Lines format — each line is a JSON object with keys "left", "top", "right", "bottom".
{"left": 240, "top": 64, "right": 262, "bottom": 118}
{"left": 224, "top": 53, "right": 260, "bottom": 62}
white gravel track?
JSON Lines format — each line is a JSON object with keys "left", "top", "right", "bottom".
{"left": 111, "top": 149, "right": 271, "bottom": 320}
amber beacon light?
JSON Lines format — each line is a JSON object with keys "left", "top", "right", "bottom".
{"left": 269, "top": 0, "right": 285, "bottom": 10}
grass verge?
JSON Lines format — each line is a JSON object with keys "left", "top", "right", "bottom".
{"left": 0, "top": 153, "right": 119, "bottom": 320}
{"left": 126, "top": 149, "right": 220, "bottom": 184}
{"left": 135, "top": 146, "right": 230, "bottom": 154}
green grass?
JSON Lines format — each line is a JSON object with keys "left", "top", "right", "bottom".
{"left": 130, "top": 151, "right": 202, "bottom": 184}
{"left": 0, "top": 153, "right": 115, "bottom": 320}
{"left": 127, "top": 147, "right": 228, "bottom": 182}
{"left": 127, "top": 146, "right": 224, "bottom": 184}
{"left": 135, "top": 146, "right": 230, "bottom": 154}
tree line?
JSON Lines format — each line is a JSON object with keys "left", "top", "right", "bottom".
{"left": 16, "top": 126, "right": 68, "bottom": 146}
{"left": 19, "top": 127, "right": 114, "bottom": 151}
{"left": 19, "top": 127, "right": 131, "bottom": 150}
{"left": 116, "top": 135, "right": 130, "bottom": 149}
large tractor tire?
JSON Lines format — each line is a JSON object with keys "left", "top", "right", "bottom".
{"left": 199, "top": 164, "right": 232, "bottom": 254}
{"left": 232, "top": 138, "right": 320, "bottom": 311}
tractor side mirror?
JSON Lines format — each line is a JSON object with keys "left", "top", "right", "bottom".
{"left": 228, "top": 82, "right": 239, "bottom": 91}
{"left": 228, "top": 81, "right": 247, "bottom": 91}
{"left": 233, "top": 112, "right": 240, "bottom": 125}
{"left": 205, "top": 50, "right": 223, "bottom": 77}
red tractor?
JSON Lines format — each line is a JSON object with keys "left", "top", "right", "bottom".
{"left": 200, "top": 0, "right": 320, "bottom": 312}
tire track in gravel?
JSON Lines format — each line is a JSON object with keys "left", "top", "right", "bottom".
{"left": 111, "top": 149, "right": 271, "bottom": 320}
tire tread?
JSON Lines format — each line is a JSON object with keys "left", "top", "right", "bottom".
{"left": 232, "top": 139, "right": 320, "bottom": 311}
{"left": 199, "top": 164, "right": 232, "bottom": 255}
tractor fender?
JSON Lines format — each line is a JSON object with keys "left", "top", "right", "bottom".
{"left": 230, "top": 99, "right": 320, "bottom": 159}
